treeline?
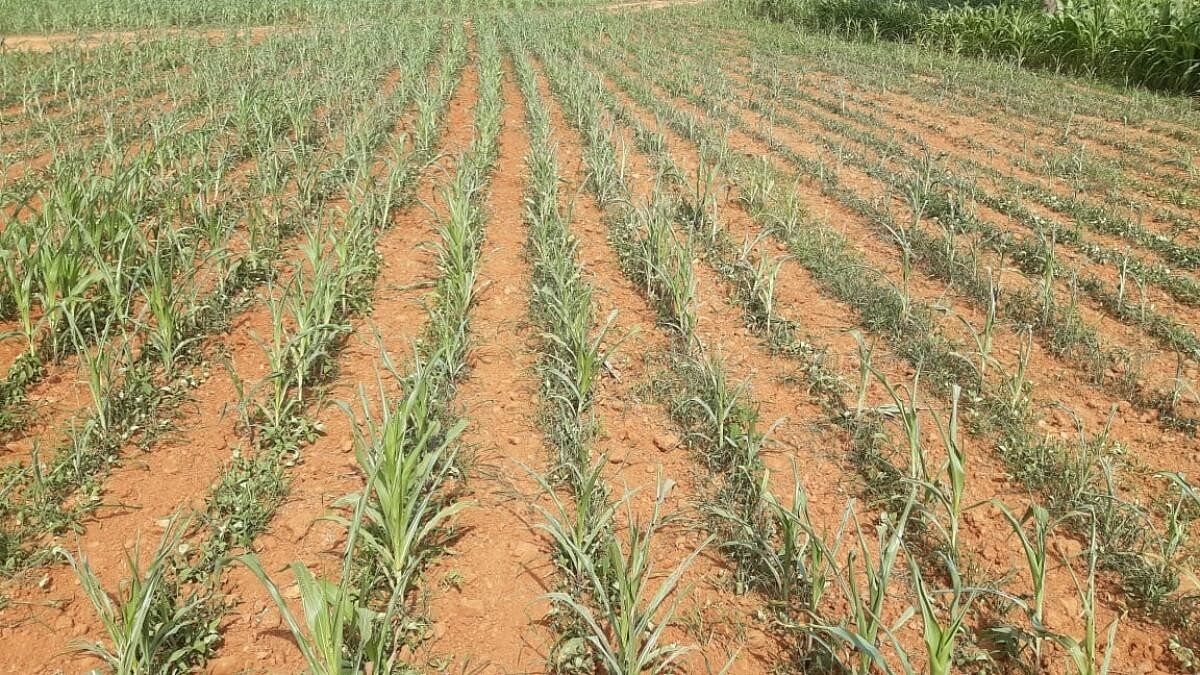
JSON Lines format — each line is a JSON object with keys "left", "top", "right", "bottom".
{"left": 747, "top": 0, "right": 1200, "bottom": 95}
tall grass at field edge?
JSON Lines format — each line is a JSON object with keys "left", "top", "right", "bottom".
{"left": 747, "top": 0, "right": 1200, "bottom": 95}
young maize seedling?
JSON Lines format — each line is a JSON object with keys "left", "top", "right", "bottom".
{"left": 240, "top": 509, "right": 389, "bottom": 675}
{"left": 548, "top": 481, "right": 708, "bottom": 675}
{"left": 255, "top": 280, "right": 307, "bottom": 445}
{"left": 1002, "top": 329, "right": 1034, "bottom": 419}
{"left": 256, "top": 149, "right": 290, "bottom": 196}
{"left": 1150, "top": 472, "right": 1197, "bottom": 601}
{"left": 679, "top": 353, "right": 764, "bottom": 480}
{"left": 1133, "top": 274, "right": 1152, "bottom": 324}
{"left": 682, "top": 157, "right": 720, "bottom": 243}
{"left": 873, "top": 367, "right": 929, "bottom": 486}
{"left": 413, "top": 79, "right": 444, "bottom": 157}
{"left": 1065, "top": 272, "right": 1083, "bottom": 324}
{"left": 737, "top": 234, "right": 789, "bottom": 338}
{"left": 1159, "top": 471, "right": 1200, "bottom": 534}
{"left": 0, "top": 237, "right": 39, "bottom": 357}
{"left": 909, "top": 551, "right": 984, "bottom": 675}
{"left": 634, "top": 202, "right": 698, "bottom": 342}
{"left": 33, "top": 236, "right": 102, "bottom": 361}
{"left": 698, "top": 133, "right": 731, "bottom": 175}
{"left": 68, "top": 313, "right": 130, "bottom": 436}
{"left": 793, "top": 495, "right": 850, "bottom": 625}
{"left": 1116, "top": 253, "right": 1130, "bottom": 313}
{"left": 287, "top": 227, "right": 359, "bottom": 399}
{"left": 851, "top": 330, "right": 875, "bottom": 419}
{"left": 139, "top": 251, "right": 202, "bottom": 377}
{"left": 995, "top": 501, "right": 1061, "bottom": 659}
{"left": 1168, "top": 354, "right": 1199, "bottom": 414}
{"left": 543, "top": 309, "right": 619, "bottom": 425}
{"left": 1110, "top": 350, "right": 1148, "bottom": 400}
{"left": 1050, "top": 524, "right": 1120, "bottom": 675}
{"left": 913, "top": 385, "right": 970, "bottom": 556}
{"left": 768, "top": 178, "right": 808, "bottom": 235}
{"left": 882, "top": 220, "right": 915, "bottom": 329}
{"left": 583, "top": 125, "right": 626, "bottom": 206}
{"left": 902, "top": 153, "right": 939, "bottom": 230}
{"left": 428, "top": 174, "right": 485, "bottom": 378}
{"left": 709, "top": 461, "right": 843, "bottom": 613}
{"left": 935, "top": 203, "right": 963, "bottom": 271}
{"left": 298, "top": 145, "right": 331, "bottom": 208}
{"left": 88, "top": 226, "right": 141, "bottom": 329}
{"left": 1037, "top": 229, "right": 1059, "bottom": 325}
{"left": 808, "top": 493, "right": 917, "bottom": 675}
{"left": 957, "top": 272, "right": 999, "bottom": 387}
{"left": 59, "top": 517, "right": 217, "bottom": 674}
{"left": 331, "top": 353, "right": 469, "bottom": 595}
{"left": 531, "top": 457, "right": 619, "bottom": 591}
{"left": 736, "top": 157, "right": 775, "bottom": 216}
{"left": 1053, "top": 410, "right": 1116, "bottom": 515}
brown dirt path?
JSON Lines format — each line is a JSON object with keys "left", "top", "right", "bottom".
{"left": 0, "top": 57, "right": 391, "bottom": 470}
{"left": 527, "top": 55, "right": 786, "bottom": 673}
{"left": 0, "top": 57, "right": 421, "bottom": 674}
{"left": 587, "top": 44, "right": 1179, "bottom": 674}
{"left": 204, "top": 39, "right": 480, "bottom": 674}
{"left": 416, "top": 59, "right": 558, "bottom": 673}
{"left": 0, "top": 300, "right": 275, "bottom": 674}
{"left": 602, "top": 36, "right": 1200, "bottom": 445}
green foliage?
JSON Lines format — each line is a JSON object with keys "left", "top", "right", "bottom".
{"left": 332, "top": 359, "right": 470, "bottom": 596}
{"left": 59, "top": 518, "right": 219, "bottom": 674}
{"left": 547, "top": 482, "right": 708, "bottom": 675}
{"left": 238, "top": 556, "right": 387, "bottom": 675}
{"left": 751, "top": 0, "right": 1200, "bottom": 93}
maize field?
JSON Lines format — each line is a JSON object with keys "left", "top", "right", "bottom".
{"left": 0, "top": 1, "right": 1199, "bottom": 673}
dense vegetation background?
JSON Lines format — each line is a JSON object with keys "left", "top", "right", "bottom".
{"left": 748, "top": 0, "right": 1200, "bottom": 93}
